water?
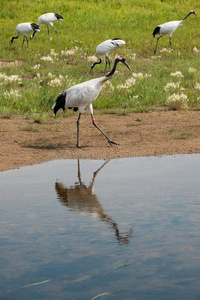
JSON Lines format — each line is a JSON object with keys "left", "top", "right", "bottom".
{"left": 0, "top": 155, "right": 200, "bottom": 300}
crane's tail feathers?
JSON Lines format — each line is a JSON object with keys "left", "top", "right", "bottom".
{"left": 153, "top": 26, "right": 160, "bottom": 37}
{"left": 52, "top": 92, "right": 66, "bottom": 115}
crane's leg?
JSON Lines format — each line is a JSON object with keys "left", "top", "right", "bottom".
{"left": 26, "top": 37, "right": 29, "bottom": 48}
{"left": 154, "top": 35, "right": 163, "bottom": 54}
{"left": 51, "top": 25, "right": 59, "bottom": 39}
{"left": 47, "top": 25, "right": 50, "bottom": 36}
{"left": 76, "top": 113, "right": 82, "bottom": 148}
{"left": 21, "top": 36, "right": 26, "bottom": 49}
{"left": 91, "top": 114, "right": 119, "bottom": 146}
{"left": 105, "top": 56, "right": 110, "bottom": 73}
{"left": 169, "top": 37, "right": 173, "bottom": 50}
{"left": 104, "top": 58, "right": 108, "bottom": 74}
{"left": 108, "top": 57, "right": 111, "bottom": 71}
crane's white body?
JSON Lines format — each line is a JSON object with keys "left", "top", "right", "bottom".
{"left": 37, "top": 13, "right": 62, "bottom": 26}
{"left": 90, "top": 38, "right": 126, "bottom": 72}
{"left": 60, "top": 77, "right": 106, "bottom": 114}
{"left": 153, "top": 10, "right": 197, "bottom": 53}
{"left": 96, "top": 39, "right": 126, "bottom": 60}
{"left": 53, "top": 56, "right": 131, "bottom": 148}
{"left": 15, "top": 23, "right": 38, "bottom": 36}
{"left": 156, "top": 20, "right": 183, "bottom": 37}
{"left": 37, "top": 13, "right": 64, "bottom": 38}
{"left": 10, "top": 22, "right": 40, "bottom": 48}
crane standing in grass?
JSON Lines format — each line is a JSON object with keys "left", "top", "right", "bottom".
{"left": 10, "top": 23, "right": 40, "bottom": 48}
{"left": 153, "top": 10, "right": 198, "bottom": 54}
{"left": 90, "top": 38, "right": 126, "bottom": 73}
{"left": 52, "top": 55, "right": 131, "bottom": 148}
{"left": 37, "top": 13, "right": 64, "bottom": 38}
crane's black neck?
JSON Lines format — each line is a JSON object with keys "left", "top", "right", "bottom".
{"left": 90, "top": 58, "right": 102, "bottom": 71}
{"left": 183, "top": 11, "right": 193, "bottom": 21}
{"left": 105, "top": 58, "right": 120, "bottom": 78}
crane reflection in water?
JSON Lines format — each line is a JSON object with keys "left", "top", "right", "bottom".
{"left": 55, "top": 160, "right": 133, "bottom": 245}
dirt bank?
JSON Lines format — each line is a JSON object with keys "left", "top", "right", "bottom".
{"left": 1, "top": 110, "right": 200, "bottom": 172}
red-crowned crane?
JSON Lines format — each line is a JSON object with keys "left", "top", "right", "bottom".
{"left": 37, "top": 13, "right": 64, "bottom": 38}
{"left": 52, "top": 55, "right": 131, "bottom": 148}
{"left": 10, "top": 23, "right": 40, "bottom": 48}
{"left": 153, "top": 10, "right": 198, "bottom": 54}
{"left": 90, "top": 38, "right": 126, "bottom": 73}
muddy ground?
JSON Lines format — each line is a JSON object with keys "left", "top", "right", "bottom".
{"left": 1, "top": 110, "right": 200, "bottom": 172}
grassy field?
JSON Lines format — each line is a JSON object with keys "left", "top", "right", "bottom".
{"left": 0, "top": 0, "right": 200, "bottom": 119}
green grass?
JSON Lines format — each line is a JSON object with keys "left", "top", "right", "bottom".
{"left": 0, "top": 0, "right": 200, "bottom": 117}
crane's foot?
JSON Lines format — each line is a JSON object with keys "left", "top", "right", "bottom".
{"left": 76, "top": 144, "right": 88, "bottom": 149}
{"left": 76, "top": 143, "right": 82, "bottom": 149}
{"left": 108, "top": 140, "right": 119, "bottom": 146}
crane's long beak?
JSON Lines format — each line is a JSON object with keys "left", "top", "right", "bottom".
{"left": 123, "top": 61, "right": 132, "bottom": 72}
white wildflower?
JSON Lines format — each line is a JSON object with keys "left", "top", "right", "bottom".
{"left": 61, "top": 47, "right": 79, "bottom": 56}
{"left": 164, "top": 82, "right": 180, "bottom": 91}
{"left": 0, "top": 73, "right": 22, "bottom": 83}
{"left": 3, "top": 89, "right": 21, "bottom": 99}
{"left": 129, "top": 95, "right": 139, "bottom": 99}
{"left": 50, "top": 49, "right": 58, "bottom": 57}
{"left": 188, "top": 67, "right": 197, "bottom": 73}
{"left": 170, "top": 71, "right": 184, "bottom": 78}
{"left": 160, "top": 48, "right": 172, "bottom": 53}
{"left": 132, "top": 72, "right": 144, "bottom": 79}
{"left": 117, "top": 77, "right": 136, "bottom": 89}
{"left": 168, "top": 93, "right": 188, "bottom": 102}
{"left": 193, "top": 47, "right": 200, "bottom": 53}
{"left": 64, "top": 75, "right": 75, "bottom": 86}
{"left": 48, "top": 78, "right": 63, "bottom": 87}
{"left": 7, "top": 75, "right": 21, "bottom": 83}
{"left": 40, "top": 55, "right": 53, "bottom": 62}
{"left": 87, "top": 55, "right": 98, "bottom": 62}
{"left": 59, "top": 74, "right": 64, "bottom": 80}
{"left": 105, "top": 81, "right": 114, "bottom": 90}
{"left": 166, "top": 93, "right": 189, "bottom": 109}
{"left": 195, "top": 82, "right": 200, "bottom": 90}
{"left": 32, "top": 64, "right": 41, "bottom": 70}
{"left": 130, "top": 53, "right": 136, "bottom": 60}
{"left": 132, "top": 72, "right": 152, "bottom": 79}
{"left": 47, "top": 72, "right": 54, "bottom": 79}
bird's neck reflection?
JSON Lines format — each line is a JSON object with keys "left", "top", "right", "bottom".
{"left": 55, "top": 160, "right": 133, "bottom": 245}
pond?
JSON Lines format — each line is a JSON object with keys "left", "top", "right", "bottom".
{"left": 0, "top": 155, "right": 200, "bottom": 300}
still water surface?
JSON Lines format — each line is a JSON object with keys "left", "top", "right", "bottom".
{"left": 0, "top": 155, "right": 200, "bottom": 299}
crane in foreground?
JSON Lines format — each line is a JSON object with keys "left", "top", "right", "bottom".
{"left": 90, "top": 38, "right": 126, "bottom": 73}
{"left": 52, "top": 55, "right": 131, "bottom": 148}
{"left": 37, "top": 13, "right": 64, "bottom": 38}
{"left": 10, "top": 23, "right": 40, "bottom": 48}
{"left": 153, "top": 10, "right": 197, "bottom": 54}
